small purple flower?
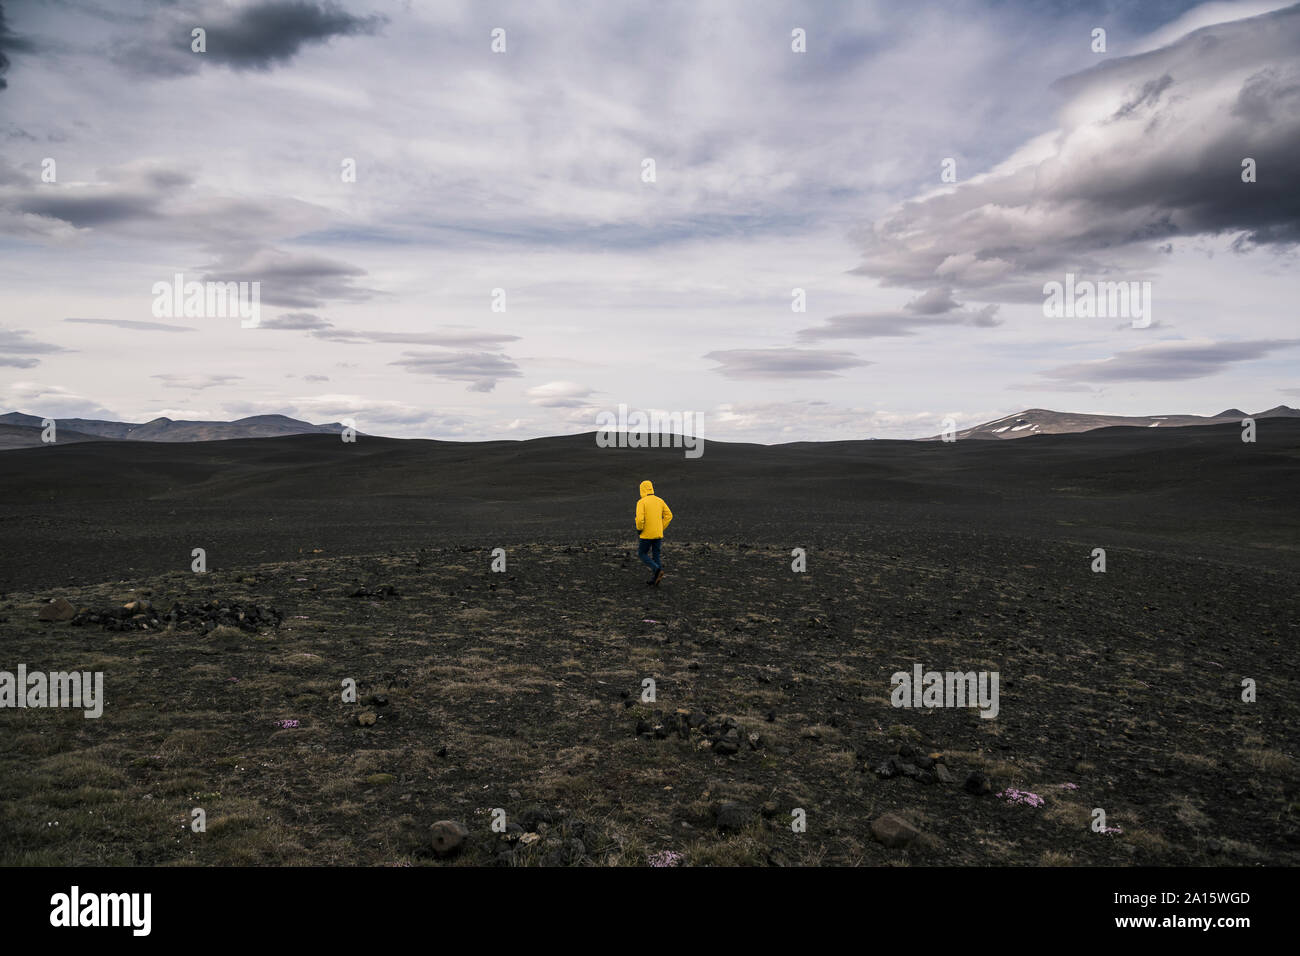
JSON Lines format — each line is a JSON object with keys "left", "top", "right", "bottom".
{"left": 273, "top": 718, "right": 299, "bottom": 729}
{"left": 648, "top": 850, "right": 683, "bottom": 867}
{"left": 1059, "top": 782, "right": 1079, "bottom": 790}
{"left": 997, "top": 788, "right": 1045, "bottom": 808}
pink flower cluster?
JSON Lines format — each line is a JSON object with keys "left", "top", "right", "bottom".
{"left": 273, "top": 719, "right": 299, "bottom": 729}
{"left": 997, "top": 788, "right": 1045, "bottom": 807}
{"left": 647, "top": 850, "right": 684, "bottom": 867}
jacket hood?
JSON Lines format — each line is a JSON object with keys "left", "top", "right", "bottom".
{"left": 639, "top": 480, "right": 654, "bottom": 497}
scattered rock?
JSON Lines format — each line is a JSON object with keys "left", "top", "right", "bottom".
{"left": 544, "top": 838, "right": 587, "bottom": 866}
{"left": 70, "top": 599, "right": 281, "bottom": 633}
{"left": 430, "top": 820, "right": 469, "bottom": 857}
{"left": 348, "top": 585, "right": 399, "bottom": 599}
{"left": 875, "top": 755, "right": 906, "bottom": 779}
{"left": 871, "top": 813, "right": 920, "bottom": 849}
{"left": 715, "top": 801, "right": 751, "bottom": 833}
{"left": 355, "top": 712, "right": 377, "bottom": 727}
{"left": 521, "top": 806, "right": 557, "bottom": 831}
{"left": 38, "top": 598, "right": 76, "bottom": 622}
{"left": 713, "top": 735, "right": 740, "bottom": 755}
{"left": 935, "top": 764, "right": 957, "bottom": 784}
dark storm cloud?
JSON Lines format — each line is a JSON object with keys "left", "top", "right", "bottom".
{"left": 115, "top": 0, "right": 386, "bottom": 77}
{"left": 853, "top": 3, "right": 1300, "bottom": 294}
{"left": 202, "top": 0, "right": 386, "bottom": 70}
{"left": 389, "top": 350, "right": 523, "bottom": 393}
{"left": 703, "top": 347, "right": 870, "bottom": 380}
{"left": 66, "top": 317, "right": 196, "bottom": 332}
{"left": 1039, "top": 338, "right": 1300, "bottom": 383}
{"left": 0, "top": 1, "right": 36, "bottom": 91}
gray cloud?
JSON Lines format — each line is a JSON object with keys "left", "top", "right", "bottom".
{"left": 66, "top": 317, "right": 195, "bottom": 332}
{"left": 704, "top": 347, "right": 870, "bottom": 379}
{"left": 0, "top": 327, "right": 67, "bottom": 368}
{"left": 0, "top": 0, "right": 35, "bottom": 92}
{"left": 313, "top": 328, "right": 520, "bottom": 348}
{"left": 260, "top": 312, "right": 333, "bottom": 330}
{"left": 152, "top": 373, "right": 244, "bottom": 390}
{"left": 115, "top": 0, "right": 386, "bottom": 78}
{"left": 1039, "top": 338, "right": 1300, "bottom": 383}
{"left": 852, "top": 4, "right": 1300, "bottom": 297}
{"left": 200, "top": 246, "right": 375, "bottom": 309}
{"left": 526, "top": 381, "right": 596, "bottom": 408}
{"left": 797, "top": 296, "right": 1000, "bottom": 342}
{"left": 1006, "top": 381, "right": 1098, "bottom": 393}
{"left": 0, "top": 160, "right": 330, "bottom": 244}
{"left": 389, "top": 350, "right": 523, "bottom": 392}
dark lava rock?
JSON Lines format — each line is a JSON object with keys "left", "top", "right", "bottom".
{"left": 870, "top": 813, "right": 920, "bottom": 848}
{"left": 715, "top": 802, "right": 751, "bottom": 833}
{"left": 544, "top": 838, "right": 587, "bottom": 866}
{"left": 349, "top": 585, "right": 399, "bottom": 599}
{"left": 964, "top": 772, "right": 992, "bottom": 795}
{"left": 521, "top": 806, "right": 558, "bottom": 831}
{"left": 875, "top": 755, "right": 907, "bottom": 779}
{"left": 430, "top": 820, "right": 469, "bottom": 857}
{"left": 73, "top": 599, "right": 281, "bottom": 633}
{"left": 713, "top": 728, "right": 741, "bottom": 755}
{"left": 935, "top": 764, "right": 957, "bottom": 784}
{"left": 38, "top": 598, "right": 77, "bottom": 622}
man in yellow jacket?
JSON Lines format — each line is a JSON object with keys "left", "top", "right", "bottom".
{"left": 635, "top": 479, "right": 673, "bottom": 586}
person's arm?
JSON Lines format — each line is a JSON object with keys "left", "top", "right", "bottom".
{"left": 661, "top": 500, "right": 673, "bottom": 530}
{"left": 636, "top": 498, "right": 646, "bottom": 532}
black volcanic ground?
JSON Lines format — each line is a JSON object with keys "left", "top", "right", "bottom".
{"left": 3, "top": 421, "right": 1298, "bottom": 589}
{"left": 0, "top": 422, "right": 1297, "bottom": 866}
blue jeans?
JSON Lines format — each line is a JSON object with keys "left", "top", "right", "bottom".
{"left": 638, "top": 537, "right": 662, "bottom": 575}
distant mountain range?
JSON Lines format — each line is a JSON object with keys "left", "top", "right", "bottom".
{"left": 4, "top": 405, "right": 1298, "bottom": 450}
{"left": 0, "top": 412, "right": 349, "bottom": 450}
{"left": 926, "top": 405, "right": 1300, "bottom": 441}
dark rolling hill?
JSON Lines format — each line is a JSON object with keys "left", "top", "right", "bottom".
{"left": 0, "top": 412, "right": 349, "bottom": 448}
{"left": 0, "top": 419, "right": 1296, "bottom": 590}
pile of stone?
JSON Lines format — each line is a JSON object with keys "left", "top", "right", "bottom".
{"left": 67, "top": 598, "right": 281, "bottom": 633}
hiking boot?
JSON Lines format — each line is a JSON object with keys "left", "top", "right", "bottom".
{"left": 653, "top": 569, "right": 665, "bottom": 586}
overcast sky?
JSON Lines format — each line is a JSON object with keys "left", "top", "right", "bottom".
{"left": 1, "top": 0, "right": 1297, "bottom": 441}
